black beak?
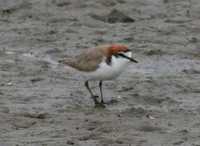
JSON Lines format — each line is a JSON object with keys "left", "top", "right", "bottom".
{"left": 118, "top": 53, "right": 138, "bottom": 63}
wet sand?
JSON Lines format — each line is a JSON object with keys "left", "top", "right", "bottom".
{"left": 0, "top": 0, "right": 200, "bottom": 145}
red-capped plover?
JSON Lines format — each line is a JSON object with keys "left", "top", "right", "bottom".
{"left": 59, "top": 44, "right": 138, "bottom": 107}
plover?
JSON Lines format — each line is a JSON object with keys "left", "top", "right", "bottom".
{"left": 59, "top": 44, "right": 138, "bottom": 107}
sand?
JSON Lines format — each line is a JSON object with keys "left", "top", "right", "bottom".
{"left": 0, "top": 0, "right": 200, "bottom": 145}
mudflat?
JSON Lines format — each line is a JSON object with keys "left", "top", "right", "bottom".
{"left": 0, "top": 0, "right": 200, "bottom": 145}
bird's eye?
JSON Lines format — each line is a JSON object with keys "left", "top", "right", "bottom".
{"left": 124, "top": 49, "right": 130, "bottom": 52}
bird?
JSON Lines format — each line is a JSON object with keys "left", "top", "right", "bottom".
{"left": 59, "top": 44, "right": 138, "bottom": 107}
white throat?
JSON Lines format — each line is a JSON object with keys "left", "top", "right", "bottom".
{"left": 87, "top": 51, "right": 132, "bottom": 81}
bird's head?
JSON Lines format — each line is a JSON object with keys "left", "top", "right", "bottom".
{"left": 106, "top": 44, "right": 138, "bottom": 63}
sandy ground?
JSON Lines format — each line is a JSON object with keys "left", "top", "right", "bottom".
{"left": 0, "top": 0, "right": 200, "bottom": 145}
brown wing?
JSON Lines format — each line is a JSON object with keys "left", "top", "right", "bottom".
{"left": 61, "top": 48, "right": 104, "bottom": 72}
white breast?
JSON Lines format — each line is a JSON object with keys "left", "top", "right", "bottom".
{"left": 87, "top": 52, "right": 132, "bottom": 81}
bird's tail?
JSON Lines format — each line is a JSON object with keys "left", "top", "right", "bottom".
{"left": 22, "top": 52, "right": 60, "bottom": 70}
{"left": 42, "top": 55, "right": 60, "bottom": 69}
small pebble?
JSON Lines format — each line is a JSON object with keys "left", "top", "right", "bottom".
{"left": 146, "top": 114, "right": 155, "bottom": 120}
{"left": 7, "top": 82, "right": 13, "bottom": 86}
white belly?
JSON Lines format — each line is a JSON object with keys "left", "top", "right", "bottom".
{"left": 87, "top": 52, "right": 132, "bottom": 81}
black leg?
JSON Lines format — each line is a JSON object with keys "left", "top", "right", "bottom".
{"left": 85, "top": 81, "right": 98, "bottom": 105}
{"left": 99, "top": 80, "right": 105, "bottom": 104}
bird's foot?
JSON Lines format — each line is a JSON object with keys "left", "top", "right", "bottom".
{"left": 102, "top": 99, "right": 118, "bottom": 105}
{"left": 94, "top": 102, "right": 106, "bottom": 108}
{"left": 100, "top": 100, "right": 105, "bottom": 104}
{"left": 91, "top": 96, "right": 105, "bottom": 108}
{"left": 91, "top": 95, "right": 100, "bottom": 105}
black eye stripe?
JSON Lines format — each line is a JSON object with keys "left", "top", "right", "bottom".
{"left": 117, "top": 53, "right": 138, "bottom": 63}
{"left": 113, "top": 54, "right": 119, "bottom": 57}
{"left": 113, "top": 49, "right": 130, "bottom": 57}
